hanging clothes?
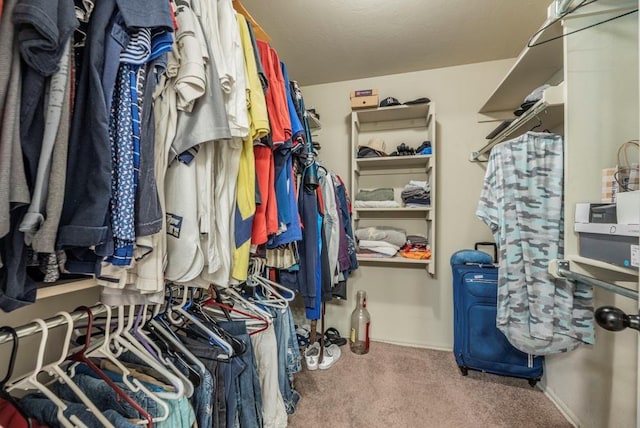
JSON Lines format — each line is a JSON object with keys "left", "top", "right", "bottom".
{"left": 476, "top": 131, "right": 594, "bottom": 355}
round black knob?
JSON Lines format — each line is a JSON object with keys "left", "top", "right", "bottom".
{"left": 595, "top": 306, "right": 628, "bottom": 332}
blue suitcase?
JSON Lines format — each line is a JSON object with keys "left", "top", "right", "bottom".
{"left": 451, "top": 242, "right": 543, "bottom": 386}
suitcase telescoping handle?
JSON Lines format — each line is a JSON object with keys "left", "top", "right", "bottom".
{"left": 474, "top": 241, "right": 497, "bottom": 263}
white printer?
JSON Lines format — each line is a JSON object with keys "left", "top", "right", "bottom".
{"left": 575, "top": 201, "right": 639, "bottom": 269}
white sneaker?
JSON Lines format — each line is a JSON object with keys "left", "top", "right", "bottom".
{"left": 318, "top": 344, "right": 341, "bottom": 370}
{"left": 305, "top": 342, "right": 320, "bottom": 371}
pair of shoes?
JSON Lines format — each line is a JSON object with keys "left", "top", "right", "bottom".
{"left": 395, "top": 143, "right": 415, "bottom": 156}
{"left": 324, "top": 327, "right": 347, "bottom": 347}
{"left": 319, "top": 344, "right": 341, "bottom": 370}
{"left": 304, "top": 342, "right": 320, "bottom": 370}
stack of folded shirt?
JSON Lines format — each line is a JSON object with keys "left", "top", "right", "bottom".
{"left": 401, "top": 180, "right": 430, "bottom": 207}
{"left": 399, "top": 234, "right": 431, "bottom": 260}
{"left": 354, "top": 188, "right": 400, "bottom": 208}
{"left": 355, "top": 226, "right": 406, "bottom": 258}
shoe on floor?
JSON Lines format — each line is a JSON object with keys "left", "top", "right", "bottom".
{"left": 324, "top": 327, "right": 347, "bottom": 347}
{"left": 318, "top": 344, "right": 341, "bottom": 370}
{"left": 305, "top": 342, "right": 320, "bottom": 371}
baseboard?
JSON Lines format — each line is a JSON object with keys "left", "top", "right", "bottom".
{"left": 372, "top": 337, "right": 453, "bottom": 352}
{"left": 540, "top": 384, "right": 581, "bottom": 427}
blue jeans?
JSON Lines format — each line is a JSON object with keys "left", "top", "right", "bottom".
{"left": 190, "top": 363, "right": 215, "bottom": 428}
{"left": 217, "top": 320, "right": 264, "bottom": 428}
{"left": 21, "top": 392, "right": 139, "bottom": 428}
{"left": 179, "top": 330, "right": 228, "bottom": 428}
{"left": 52, "top": 370, "right": 160, "bottom": 419}
{"left": 270, "top": 307, "right": 300, "bottom": 414}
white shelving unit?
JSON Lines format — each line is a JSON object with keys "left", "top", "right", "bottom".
{"left": 351, "top": 103, "right": 436, "bottom": 275}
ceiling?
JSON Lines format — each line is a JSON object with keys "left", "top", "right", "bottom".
{"left": 241, "top": 0, "right": 553, "bottom": 86}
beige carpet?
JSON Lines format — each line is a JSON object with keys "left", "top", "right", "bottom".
{"left": 288, "top": 341, "right": 572, "bottom": 428}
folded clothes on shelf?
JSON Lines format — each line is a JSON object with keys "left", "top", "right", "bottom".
{"left": 355, "top": 226, "right": 406, "bottom": 248}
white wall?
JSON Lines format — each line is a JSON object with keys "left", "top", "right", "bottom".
{"left": 300, "top": 59, "right": 513, "bottom": 349}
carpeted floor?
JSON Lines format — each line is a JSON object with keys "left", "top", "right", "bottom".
{"left": 288, "top": 341, "right": 572, "bottom": 428}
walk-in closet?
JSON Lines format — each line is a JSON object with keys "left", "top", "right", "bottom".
{"left": 0, "top": 0, "right": 638, "bottom": 427}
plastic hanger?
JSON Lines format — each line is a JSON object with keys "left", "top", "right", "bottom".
{"left": 83, "top": 304, "right": 171, "bottom": 424}
{"left": 222, "top": 286, "right": 274, "bottom": 322}
{"left": 246, "top": 258, "right": 294, "bottom": 308}
{"left": 6, "top": 319, "right": 87, "bottom": 428}
{"left": 168, "top": 285, "right": 234, "bottom": 358}
{"left": 201, "top": 293, "right": 270, "bottom": 336}
{"left": 108, "top": 306, "right": 184, "bottom": 406}
{"left": 145, "top": 319, "right": 204, "bottom": 388}
{"left": 187, "top": 295, "right": 249, "bottom": 356}
{"left": 67, "top": 305, "right": 154, "bottom": 427}
{"left": 130, "top": 305, "right": 159, "bottom": 358}
{"left": 0, "top": 326, "right": 34, "bottom": 428}
{"left": 40, "top": 312, "right": 115, "bottom": 428}
{"left": 130, "top": 305, "right": 195, "bottom": 398}
{"left": 232, "top": 0, "right": 271, "bottom": 42}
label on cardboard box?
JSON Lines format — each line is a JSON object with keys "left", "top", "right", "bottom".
{"left": 350, "top": 89, "right": 378, "bottom": 98}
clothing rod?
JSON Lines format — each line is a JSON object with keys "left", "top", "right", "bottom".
{"left": 555, "top": 260, "right": 639, "bottom": 301}
{"left": 470, "top": 101, "right": 549, "bottom": 162}
{"left": 0, "top": 303, "right": 107, "bottom": 346}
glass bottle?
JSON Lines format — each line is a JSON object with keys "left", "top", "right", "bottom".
{"left": 350, "top": 290, "right": 371, "bottom": 354}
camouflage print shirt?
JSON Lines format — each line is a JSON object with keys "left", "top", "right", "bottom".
{"left": 477, "top": 132, "right": 594, "bottom": 355}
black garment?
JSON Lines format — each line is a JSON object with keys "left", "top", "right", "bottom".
{"left": 136, "top": 60, "right": 163, "bottom": 236}
{"left": 0, "top": 205, "right": 37, "bottom": 311}
{"left": 320, "top": 220, "right": 332, "bottom": 303}
{"left": 57, "top": 0, "right": 172, "bottom": 252}
{"left": 14, "top": 0, "right": 78, "bottom": 190}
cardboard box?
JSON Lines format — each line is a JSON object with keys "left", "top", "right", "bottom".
{"left": 350, "top": 89, "right": 378, "bottom": 110}
{"left": 601, "top": 167, "right": 618, "bottom": 202}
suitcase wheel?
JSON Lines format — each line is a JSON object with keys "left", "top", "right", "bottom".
{"left": 458, "top": 366, "right": 468, "bottom": 376}
{"left": 528, "top": 378, "right": 539, "bottom": 388}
